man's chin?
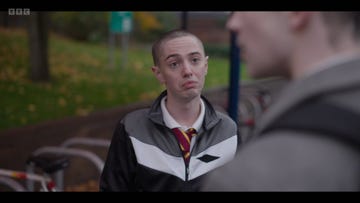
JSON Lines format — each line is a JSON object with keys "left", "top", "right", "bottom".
{"left": 182, "top": 89, "right": 201, "bottom": 99}
{"left": 248, "top": 69, "right": 271, "bottom": 79}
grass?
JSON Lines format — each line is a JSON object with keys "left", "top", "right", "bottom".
{"left": 0, "top": 28, "right": 249, "bottom": 131}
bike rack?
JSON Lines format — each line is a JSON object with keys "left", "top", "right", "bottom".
{"left": 26, "top": 146, "right": 105, "bottom": 191}
{"left": 60, "top": 137, "right": 110, "bottom": 148}
{"left": 0, "top": 176, "right": 26, "bottom": 191}
{"left": 238, "top": 85, "right": 274, "bottom": 142}
{"left": 0, "top": 168, "right": 55, "bottom": 192}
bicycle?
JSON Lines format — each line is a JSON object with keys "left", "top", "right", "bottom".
{"left": 0, "top": 168, "right": 56, "bottom": 191}
{"left": 27, "top": 137, "right": 109, "bottom": 191}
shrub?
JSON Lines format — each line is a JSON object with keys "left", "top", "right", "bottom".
{"left": 204, "top": 43, "right": 230, "bottom": 58}
{"left": 50, "top": 12, "right": 109, "bottom": 43}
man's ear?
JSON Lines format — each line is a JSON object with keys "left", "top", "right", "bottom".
{"left": 205, "top": 56, "right": 209, "bottom": 75}
{"left": 289, "top": 12, "right": 312, "bottom": 31}
{"left": 151, "top": 66, "right": 165, "bottom": 84}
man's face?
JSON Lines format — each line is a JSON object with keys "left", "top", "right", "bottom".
{"left": 152, "top": 36, "right": 208, "bottom": 101}
{"left": 227, "top": 12, "right": 292, "bottom": 79}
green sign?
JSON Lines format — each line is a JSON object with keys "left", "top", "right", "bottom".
{"left": 110, "top": 11, "right": 133, "bottom": 33}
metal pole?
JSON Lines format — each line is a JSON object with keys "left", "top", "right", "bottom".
{"left": 60, "top": 137, "right": 110, "bottom": 148}
{"left": 121, "top": 33, "right": 129, "bottom": 69}
{"left": 181, "top": 11, "right": 188, "bottom": 30}
{"left": 228, "top": 31, "right": 241, "bottom": 123}
{"left": 109, "top": 31, "right": 115, "bottom": 69}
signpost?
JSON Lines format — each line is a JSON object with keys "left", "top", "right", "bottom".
{"left": 109, "top": 11, "right": 133, "bottom": 69}
{"left": 110, "top": 11, "right": 133, "bottom": 33}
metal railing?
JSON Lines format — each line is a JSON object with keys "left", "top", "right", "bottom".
{"left": 0, "top": 168, "right": 56, "bottom": 191}
{"left": 26, "top": 137, "right": 110, "bottom": 191}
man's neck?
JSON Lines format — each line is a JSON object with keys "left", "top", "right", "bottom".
{"left": 290, "top": 17, "right": 360, "bottom": 80}
{"left": 166, "top": 96, "right": 201, "bottom": 127}
{"left": 292, "top": 45, "right": 360, "bottom": 80}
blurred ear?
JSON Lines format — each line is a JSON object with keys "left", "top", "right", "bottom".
{"left": 204, "top": 56, "right": 209, "bottom": 75}
{"left": 151, "top": 66, "right": 165, "bottom": 84}
{"left": 289, "top": 12, "right": 312, "bottom": 31}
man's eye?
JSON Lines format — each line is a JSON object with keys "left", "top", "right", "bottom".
{"left": 192, "top": 58, "right": 200, "bottom": 64}
{"left": 169, "top": 62, "right": 179, "bottom": 68}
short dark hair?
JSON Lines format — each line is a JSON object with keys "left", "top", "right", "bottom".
{"left": 151, "top": 29, "right": 205, "bottom": 66}
{"left": 321, "top": 12, "right": 360, "bottom": 44}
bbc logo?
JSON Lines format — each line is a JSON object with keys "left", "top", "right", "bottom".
{"left": 8, "top": 8, "right": 31, "bottom": 16}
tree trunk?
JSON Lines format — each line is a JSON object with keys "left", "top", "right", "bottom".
{"left": 0, "top": 11, "right": 9, "bottom": 27}
{"left": 28, "top": 11, "right": 50, "bottom": 82}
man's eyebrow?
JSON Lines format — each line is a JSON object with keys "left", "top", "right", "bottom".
{"left": 165, "top": 52, "right": 202, "bottom": 61}
{"left": 165, "top": 54, "right": 180, "bottom": 61}
{"left": 189, "top": 52, "right": 201, "bottom": 56}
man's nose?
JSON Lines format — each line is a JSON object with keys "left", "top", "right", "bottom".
{"left": 226, "top": 13, "right": 240, "bottom": 32}
{"left": 182, "top": 62, "right": 193, "bottom": 77}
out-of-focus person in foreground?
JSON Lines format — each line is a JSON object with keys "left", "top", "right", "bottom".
{"left": 202, "top": 12, "right": 360, "bottom": 191}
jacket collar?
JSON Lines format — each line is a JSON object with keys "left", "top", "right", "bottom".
{"left": 147, "top": 90, "right": 220, "bottom": 132}
{"left": 257, "top": 57, "right": 360, "bottom": 134}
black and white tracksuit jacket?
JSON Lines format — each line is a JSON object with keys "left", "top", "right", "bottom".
{"left": 100, "top": 91, "right": 240, "bottom": 191}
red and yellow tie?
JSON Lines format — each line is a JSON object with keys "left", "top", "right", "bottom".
{"left": 172, "top": 128, "right": 197, "bottom": 164}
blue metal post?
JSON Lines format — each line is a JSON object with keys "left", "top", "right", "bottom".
{"left": 228, "top": 31, "right": 241, "bottom": 123}
{"left": 181, "top": 12, "right": 188, "bottom": 30}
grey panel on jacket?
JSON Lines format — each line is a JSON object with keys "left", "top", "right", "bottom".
{"left": 122, "top": 108, "right": 238, "bottom": 157}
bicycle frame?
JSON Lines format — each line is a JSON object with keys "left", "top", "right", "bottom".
{"left": 0, "top": 168, "right": 56, "bottom": 192}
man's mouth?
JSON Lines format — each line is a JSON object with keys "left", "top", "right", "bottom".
{"left": 183, "top": 81, "right": 197, "bottom": 89}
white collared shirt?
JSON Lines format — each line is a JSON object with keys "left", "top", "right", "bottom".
{"left": 161, "top": 96, "right": 205, "bottom": 132}
{"left": 160, "top": 96, "right": 205, "bottom": 150}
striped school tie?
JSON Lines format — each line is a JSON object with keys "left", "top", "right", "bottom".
{"left": 172, "top": 128, "right": 197, "bottom": 165}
